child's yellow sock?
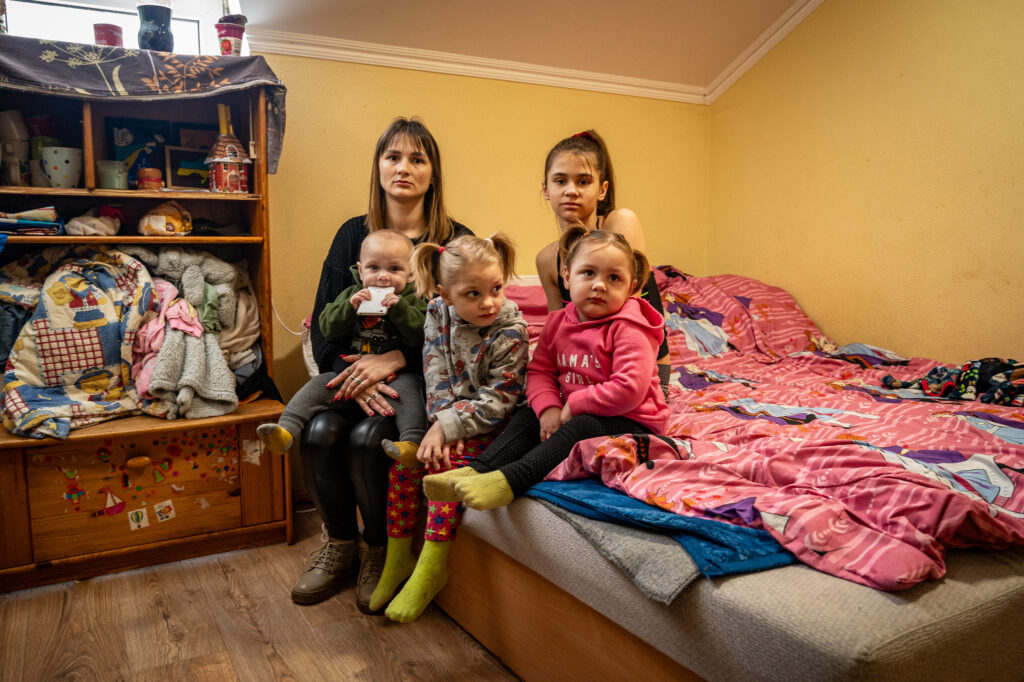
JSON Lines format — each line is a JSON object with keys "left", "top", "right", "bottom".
{"left": 422, "top": 467, "right": 477, "bottom": 502}
{"left": 368, "top": 536, "right": 416, "bottom": 612}
{"left": 454, "top": 470, "right": 514, "bottom": 510}
{"left": 256, "top": 423, "right": 293, "bottom": 455}
{"left": 382, "top": 439, "right": 421, "bottom": 469}
{"left": 385, "top": 540, "right": 452, "bottom": 623}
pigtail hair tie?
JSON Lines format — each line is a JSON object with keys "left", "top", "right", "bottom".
{"left": 572, "top": 131, "right": 595, "bottom": 141}
{"left": 438, "top": 246, "right": 445, "bottom": 253}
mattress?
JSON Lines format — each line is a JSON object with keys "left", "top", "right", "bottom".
{"left": 460, "top": 498, "right": 1024, "bottom": 681}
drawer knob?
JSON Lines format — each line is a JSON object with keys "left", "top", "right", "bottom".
{"left": 126, "top": 456, "right": 152, "bottom": 474}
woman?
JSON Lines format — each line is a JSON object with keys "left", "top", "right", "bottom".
{"left": 296, "top": 117, "right": 473, "bottom": 613}
{"left": 534, "top": 129, "right": 671, "bottom": 395}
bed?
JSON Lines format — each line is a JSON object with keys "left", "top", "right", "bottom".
{"left": 434, "top": 268, "right": 1024, "bottom": 681}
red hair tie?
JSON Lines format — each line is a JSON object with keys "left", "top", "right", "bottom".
{"left": 572, "top": 131, "right": 595, "bottom": 141}
{"left": 438, "top": 246, "right": 445, "bottom": 253}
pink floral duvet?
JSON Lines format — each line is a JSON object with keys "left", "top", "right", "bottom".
{"left": 537, "top": 269, "right": 1024, "bottom": 590}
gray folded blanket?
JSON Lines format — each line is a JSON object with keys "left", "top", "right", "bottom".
{"left": 537, "top": 499, "right": 699, "bottom": 604}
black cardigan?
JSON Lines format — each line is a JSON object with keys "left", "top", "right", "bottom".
{"left": 310, "top": 215, "right": 474, "bottom": 373}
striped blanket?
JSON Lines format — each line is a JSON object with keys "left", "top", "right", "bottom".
{"left": 542, "top": 269, "right": 1024, "bottom": 590}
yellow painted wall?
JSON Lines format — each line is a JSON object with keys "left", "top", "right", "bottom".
{"left": 709, "top": 0, "right": 1024, "bottom": 363}
{"left": 260, "top": 54, "right": 709, "bottom": 400}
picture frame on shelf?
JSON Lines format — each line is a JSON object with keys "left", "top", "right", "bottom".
{"left": 106, "top": 117, "right": 172, "bottom": 187}
{"left": 172, "top": 122, "right": 219, "bottom": 152}
{"left": 164, "top": 146, "right": 210, "bottom": 190}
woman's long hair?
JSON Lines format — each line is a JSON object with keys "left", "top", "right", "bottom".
{"left": 366, "top": 116, "right": 455, "bottom": 244}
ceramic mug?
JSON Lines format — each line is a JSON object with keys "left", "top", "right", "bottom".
{"left": 41, "top": 146, "right": 83, "bottom": 188}
{"left": 0, "top": 109, "right": 29, "bottom": 142}
{"left": 215, "top": 22, "right": 245, "bottom": 56}
{"left": 96, "top": 159, "right": 128, "bottom": 189}
{"left": 93, "top": 23, "right": 124, "bottom": 47}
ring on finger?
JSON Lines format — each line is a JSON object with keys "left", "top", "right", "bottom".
{"left": 353, "top": 377, "right": 362, "bottom": 385}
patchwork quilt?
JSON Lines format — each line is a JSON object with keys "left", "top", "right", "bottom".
{"left": 0, "top": 247, "right": 156, "bottom": 438}
{"left": 540, "top": 268, "right": 1024, "bottom": 590}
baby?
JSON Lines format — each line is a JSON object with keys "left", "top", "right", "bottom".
{"left": 258, "top": 229, "right": 427, "bottom": 457}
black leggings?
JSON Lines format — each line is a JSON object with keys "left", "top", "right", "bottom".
{"left": 469, "top": 406, "right": 651, "bottom": 498}
{"left": 301, "top": 410, "right": 397, "bottom": 546}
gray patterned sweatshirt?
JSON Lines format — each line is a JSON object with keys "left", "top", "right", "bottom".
{"left": 422, "top": 297, "right": 529, "bottom": 442}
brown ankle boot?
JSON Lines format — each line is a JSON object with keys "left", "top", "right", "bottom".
{"left": 356, "top": 539, "right": 388, "bottom": 614}
{"left": 291, "top": 526, "right": 357, "bottom": 605}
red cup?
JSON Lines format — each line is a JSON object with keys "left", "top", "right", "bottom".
{"left": 215, "top": 22, "right": 245, "bottom": 56}
{"left": 94, "top": 23, "right": 124, "bottom": 47}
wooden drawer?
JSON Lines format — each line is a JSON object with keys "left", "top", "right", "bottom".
{"left": 27, "top": 425, "right": 246, "bottom": 561}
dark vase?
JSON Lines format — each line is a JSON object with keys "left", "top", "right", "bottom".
{"left": 137, "top": 4, "right": 173, "bottom": 52}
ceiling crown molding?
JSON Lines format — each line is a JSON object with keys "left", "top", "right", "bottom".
{"left": 706, "top": 0, "right": 824, "bottom": 103}
{"left": 247, "top": 28, "right": 706, "bottom": 104}
{"left": 248, "top": 0, "right": 821, "bottom": 106}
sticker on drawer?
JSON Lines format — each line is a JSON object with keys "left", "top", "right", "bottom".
{"left": 153, "top": 499, "right": 176, "bottom": 523}
{"left": 128, "top": 507, "right": 150, "bottom": 530}
{"left": 242, "top": 439, "right": 262, "bottom": 466}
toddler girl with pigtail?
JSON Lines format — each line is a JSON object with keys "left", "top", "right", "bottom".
{"left": 371, "top": 233, "right": 529, "bottom": 622}
{"left": 423, "top": 225, "right": 669, "bottom": 512}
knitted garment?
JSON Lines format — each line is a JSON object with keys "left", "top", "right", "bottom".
{"left": 147, "top": 328, "right": 238, "bottom": 419}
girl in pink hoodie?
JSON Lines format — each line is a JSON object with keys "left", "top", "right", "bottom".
{"left": 423, "top": 226, "right": 669, "bottom": 510}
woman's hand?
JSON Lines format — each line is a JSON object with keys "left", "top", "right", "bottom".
{"left": 328, "top": 350, "right": 406, "bottom": 416}
{"left": 539, "top": 406, "right": 562, "bottom": 442}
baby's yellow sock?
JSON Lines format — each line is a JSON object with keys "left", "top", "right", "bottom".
{"left": 385, "top": 540, "right": 452, "bottom": 623}
{"left": 368, "top": 536, "right": 416, "bottom": 612}
{"left": 256, "top": 423, "right": 293, "bottom": 455}
{"left": 454, "top": 470, "right": 514, "bottom": 510}
{"left": 382, "top": 439, "right": 421, "bottom": 469}
{"left": 422, "top": 467, "right": 477, "bottom": 502}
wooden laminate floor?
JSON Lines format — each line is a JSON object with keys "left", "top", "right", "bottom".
{"left": 0, "top": 507, "right": 518, "bottom": 681}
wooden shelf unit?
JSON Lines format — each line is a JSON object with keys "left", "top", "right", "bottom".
{"left": 0, "top": 74, "right": 290, "bottom": 593}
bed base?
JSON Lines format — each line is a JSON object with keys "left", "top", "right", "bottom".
{"left": 435, "top": 527, "right": 701, "bottom": 681}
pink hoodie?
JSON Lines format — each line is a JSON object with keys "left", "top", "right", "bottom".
{"left": 526, "top": 297, "right": 670, "bottom": 433}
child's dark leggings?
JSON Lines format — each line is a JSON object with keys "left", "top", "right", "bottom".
{"left": 468, "top": 405, "right": 651, "bottom": 498}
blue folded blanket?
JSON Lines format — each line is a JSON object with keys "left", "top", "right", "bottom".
{"left": 527, "top": 478, "right": 794, "bottom": 577}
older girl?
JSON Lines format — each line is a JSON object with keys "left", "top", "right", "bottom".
{"left": 371, "top": 233, "right": 529, "bottom": 622}
{"left": 535, "top": 129, "right": 671, "bottom": 394}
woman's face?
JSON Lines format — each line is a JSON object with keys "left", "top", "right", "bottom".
{"left": 378, "top": 135, "right": 433, "bottom": 204}
{"left": 438, "top": 262, "right": 506, "bottom": 327}
{"left": 562, "top": 243, "right": 635, "bottom": 321}
{"left": 543, "top": 151, "right": 608, "bottom": 229}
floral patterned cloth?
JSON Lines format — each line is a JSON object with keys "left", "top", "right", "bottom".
{"left": 0, "top": 34, "right": 286, "bottom": 173}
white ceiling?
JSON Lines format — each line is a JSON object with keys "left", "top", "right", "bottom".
{"left": 240, "top": 0, "right": 821, "bottom": 100}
